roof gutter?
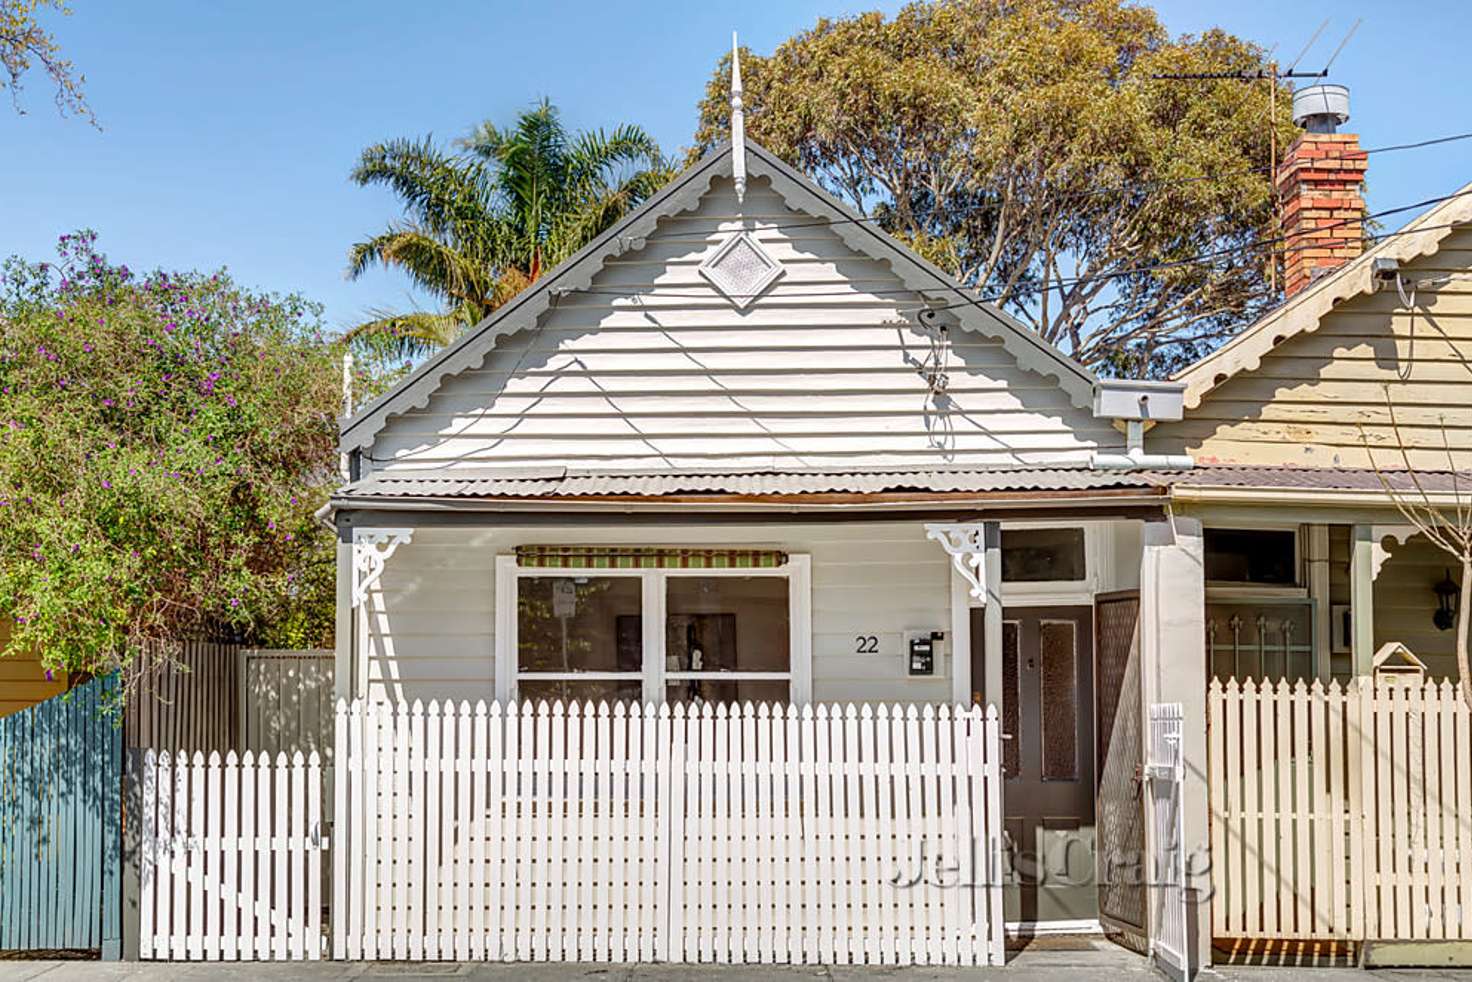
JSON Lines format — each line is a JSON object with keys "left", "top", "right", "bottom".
{"left": 1170, "top": 485, "right": 1467, "bottom": 508}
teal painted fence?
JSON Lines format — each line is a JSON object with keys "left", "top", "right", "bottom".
{"left": 0, "top": 674, "right": 123, "bottom": 956}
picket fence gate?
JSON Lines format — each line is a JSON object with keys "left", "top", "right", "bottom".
{"left": 135, "top": 749, "right": 326, "bottom": 960}
{"left": 1208, "top": 677, "right": 1472, "bottom": 945}
{"left": 332, "top": 698, "right": 1006, "bottom": 966}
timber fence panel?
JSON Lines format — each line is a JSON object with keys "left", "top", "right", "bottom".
{"left": 1, "top": 676, "right": 122, "bottom": 955}
{"left": 135, "top": 747, "right": 323, "bottom": 960}
{"left": 330, "top": 698, "right": 1004, "bottom": 965}
{"left": 1208, "top": 677, "right": 1469, "bottom": 946}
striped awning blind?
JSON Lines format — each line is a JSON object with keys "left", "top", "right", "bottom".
{"left": 514, "top": 546, "right": 788, "bottom": 569}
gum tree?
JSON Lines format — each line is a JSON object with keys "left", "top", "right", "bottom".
{"left": 694, "top": 0, "right": 1299, "bottom": 376}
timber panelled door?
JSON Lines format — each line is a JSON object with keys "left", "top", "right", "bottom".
{"left": 1094, "top": 592, "right": 1148, "bottom": 951}
{"left": 974, "top": 605, "right": 1097, "bottom": 924}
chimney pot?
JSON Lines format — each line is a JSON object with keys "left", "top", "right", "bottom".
{"left": 1292, "top": 83, "right": 1351, "bottom": 134}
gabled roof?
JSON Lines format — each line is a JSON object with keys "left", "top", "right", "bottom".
{"left": 339, "top": 140, "right": 1099, "bottom": 454}
{"left": 1174, "top": 182, "right": 1472, "bottom": 410}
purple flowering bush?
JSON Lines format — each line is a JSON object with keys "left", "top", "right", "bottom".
{"left": 0, "top": 231, "right": 340, "bottom": 679}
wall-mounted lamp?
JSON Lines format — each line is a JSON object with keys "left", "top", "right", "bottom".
{"left": 1433, "top": 568, "right": 1459, "bottom": 631}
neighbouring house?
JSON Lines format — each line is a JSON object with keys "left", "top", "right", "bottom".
{"left": 0, "top": 619, "right": 68, "bottom": 718}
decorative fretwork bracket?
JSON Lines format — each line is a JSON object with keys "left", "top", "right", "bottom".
{"left": 925, "top": 523, "right": 990, "bottom": 602}
{"left": 1370, "top": 524, "right": 1417, "bottom": 580}
{"left": 352, "top": 528, "right": 414, "bottom": 608}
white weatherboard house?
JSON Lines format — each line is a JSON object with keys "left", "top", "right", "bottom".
{"left": 123, "top": 72, "right": 1467, "bottom": 971}
{"left": 326, "top": 54, "right": 1206, "bottom": 966}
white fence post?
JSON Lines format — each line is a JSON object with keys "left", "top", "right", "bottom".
{"left": 1148, "top": 702, "right": 1192, "bottom": 980}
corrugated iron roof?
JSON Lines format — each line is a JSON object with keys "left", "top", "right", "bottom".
{"left": 332, "top": 463, "right": 1472, "bottom": 503}
{"left": 1160, "top": 465, "right": 1472, "bottom": 493}
{"left": 336, "top": 465, "right": 1161, "bottom": 500}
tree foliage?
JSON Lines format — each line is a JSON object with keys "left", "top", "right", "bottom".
{"left": 0, "top": 232, "right": 340, "bottom": 682}
{"left": 1, "top": 0, "right": 91, "bottom": 123}
{"left": 694, "top": 0, "right": 1299, "bottom": 375}
{"left": 347, "top": 100, "right": 675, "bottom": 362}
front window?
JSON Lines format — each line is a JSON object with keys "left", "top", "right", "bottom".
{"left": 1205, "top": 528, "right": 1298, "bottom": 586}
{"left": 516, "top": 575, "right": 644, "bottom": 705}
{"left": 506, "top": 553, "right": 807, "bottom": 706}
{"left": 665, "top": 575, "right": 790, "bottom": 706}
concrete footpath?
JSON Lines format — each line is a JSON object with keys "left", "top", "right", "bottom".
{"left": 2, "top": 940, "right": 1467, "bottom": 982}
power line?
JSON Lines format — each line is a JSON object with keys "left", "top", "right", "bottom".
{"left": 925, "top": 208, "right": 1472, "bottom": 315}
{"left": 730, "top": 128, "right": 1472, "bottom": 233}
{"left": 568, "top": 187, "right": 1472, "bottom": 308}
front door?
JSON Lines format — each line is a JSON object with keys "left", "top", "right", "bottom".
{"left": 973, "top": 605, "right": 1096, "bottom": 925}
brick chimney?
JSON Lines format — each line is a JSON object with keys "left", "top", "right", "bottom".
{"left": 1276, "top": 83, "right": 1367, "bottom": 299}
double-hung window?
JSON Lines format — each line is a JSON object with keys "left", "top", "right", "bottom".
{"left": 496, "top": 549, "right": 811, "bottom": 706}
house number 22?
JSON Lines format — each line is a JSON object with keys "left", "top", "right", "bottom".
{"left": 854, "top": 635, "right": 879, "bottom": 654}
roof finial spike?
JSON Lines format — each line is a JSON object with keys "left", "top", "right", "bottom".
{"left": 730, "top": 31, "right": 747, "bottom": 206}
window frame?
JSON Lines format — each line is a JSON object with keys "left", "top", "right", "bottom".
{"left": 494, "top": 554, "right": 812, "bottom": 705}
{"left": 1203, "top": 524, "right": 1305, "bottom": 594}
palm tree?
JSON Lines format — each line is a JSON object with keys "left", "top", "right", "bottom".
{"left": 346, "top": 100, "right": 674, "bottom": 361}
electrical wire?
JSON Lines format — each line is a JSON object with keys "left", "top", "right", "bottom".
{"left": 730, "top": 128, "right": 1472, "bottom": 233}
{"left": 565, "top": 204, "right": 1471, "bottom": 309}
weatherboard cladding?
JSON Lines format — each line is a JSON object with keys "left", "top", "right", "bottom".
{"left": 346, "top": 141, "right": 1118, "bottom": 475}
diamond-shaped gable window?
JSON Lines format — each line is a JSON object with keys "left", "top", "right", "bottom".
{"left": 698, "top": 231, "right": 784, "bottom": 309}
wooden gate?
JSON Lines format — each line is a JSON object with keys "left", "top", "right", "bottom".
{"left": 1096, "top": 592, "right": 1148, "bottom": 949}
{"left": 1209, "top": 677, "right": 1472, "bottom": 946}
{"left": 0, "top": 674, "right": 123, "bottom": 956}
{"left": 134, "top": 748, "right": 326, "bottom": 959}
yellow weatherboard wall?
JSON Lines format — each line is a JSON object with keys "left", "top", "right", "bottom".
{"left": 1160, "top": 224, "right": 1472, "bottom": 469}
{"left": 0, "top": 619, "right": 67, "bottom": 717}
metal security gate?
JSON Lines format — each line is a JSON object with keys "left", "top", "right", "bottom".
{"left": 1147, "top": 703, "right": 1194, "bottom": 981}
{"left": 0, "top": 675, "right": 123, "bottom": 956}
{"left": 1095, "top": 592, "right": 1147, "bottom": 950}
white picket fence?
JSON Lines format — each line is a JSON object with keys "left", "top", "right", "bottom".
{"left": 1209, "top": 677, "right": 1472, "bottom": 944}
{"left": 136, "top": 749, "right": 326, "bottom": 960}
{"left": 332, "top": 699, "right": 1006, "bottom": 965}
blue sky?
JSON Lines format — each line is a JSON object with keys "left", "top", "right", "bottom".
{"left": 3, "top": 1, "right": 1468, "bottom": 334}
